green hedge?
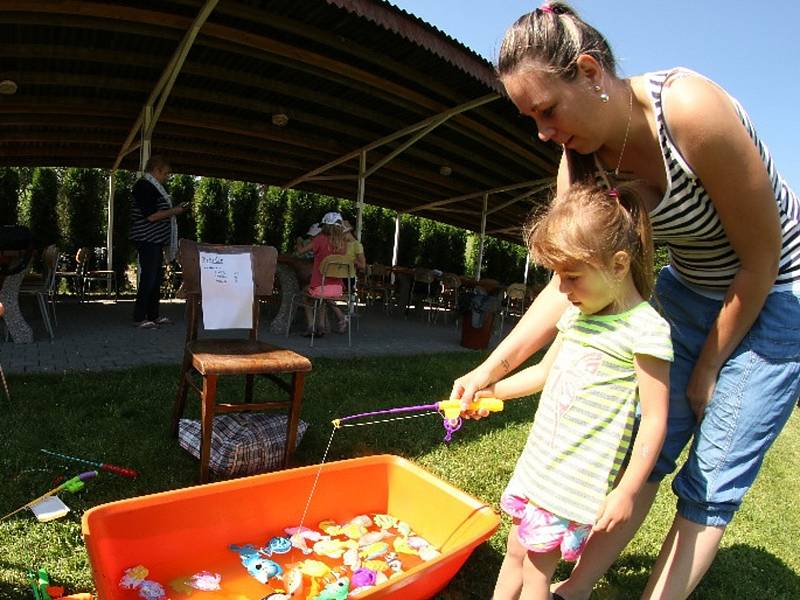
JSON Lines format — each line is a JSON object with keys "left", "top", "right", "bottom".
{"left": 0, "top": 168, "right": 20, "bottom": 226}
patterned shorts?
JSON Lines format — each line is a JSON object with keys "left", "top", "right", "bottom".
{"left": 500, "top": 489, "right": 592, "bottom": 562}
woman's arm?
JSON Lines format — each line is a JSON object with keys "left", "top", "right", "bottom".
{"left": 147, "top": 204, "right": 186, "bottom": 222}
{"left": 593, "top": 354, "right": 670, "bottom": 532}
{"left": 475, "top": 334, "right": 564, "bottom": 402}
{"left": 452, "top": 155, "right": 569, "bottom": 404}
{"left": 663, "top": 75, "right": 782, "bottom": 419}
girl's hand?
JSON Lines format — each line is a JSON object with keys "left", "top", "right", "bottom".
{"left": 460, "top": 386, "right": 496, "bottom": 420}
{"left": 593, "top": 488, "right": 635, "bottom": 532}
{"left": 686, "top": 364, "right": 718, "bottom": 422}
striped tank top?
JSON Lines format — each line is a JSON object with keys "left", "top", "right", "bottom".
{"left": 645, "top": 68, "right": 800, "bottom": 293}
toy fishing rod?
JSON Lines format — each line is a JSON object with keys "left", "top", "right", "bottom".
{"left": 332, "top": 397, "right": 504, "bottom": 442}
{"left": 40, "top": 449, "right": 139, "bottom": 478}
{"left": 1, "top": 471, "right": 97, "bottom": 521}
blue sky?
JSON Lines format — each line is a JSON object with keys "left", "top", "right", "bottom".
{"left": 392, "top": 0, "right": 799, "bottom": 189}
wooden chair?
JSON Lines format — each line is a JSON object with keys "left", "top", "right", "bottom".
{"left": 410, "top": 267, "right": 437, "bottom": 322}
{"left": 172, "top": 240, "right": 312, "bottom": 483}
{"left": 79, "top": 247, "right": 118, "bottom": 302}
{"left": 363, "top": 263, "right": 393, "bottom": 311}
{"left": 433, "top": 272, "right": 462, "bottom": 325}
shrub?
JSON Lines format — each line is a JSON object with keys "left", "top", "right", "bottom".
{"left": 256, "top": 185, "right": 288, "bottom": 248}
{"left": 170, "top": 174, "right": 196, "bottom": 242}
{"left": 111, "top": 170, "right": 137, "bottom": 289}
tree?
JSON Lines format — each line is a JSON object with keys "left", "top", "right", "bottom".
{"left": 0, "top": 168, "right": 20, "bottom": 226}
{"left": 256, "top": 185, "right": 288, "bottom": 248}
{"left": 23, "top": 168, "right": 60, "bottom": 245}
{"left": 169, "top": 174, "right": 196, "bottom": 242}
{"left": 194, "top": 177, "right": 228, "bottom": 243}
{"left": 59, "top": 168, "right": 105, "bottom": 250}
{"left": 228, "top": 181, "right": 259, "bottom": 244}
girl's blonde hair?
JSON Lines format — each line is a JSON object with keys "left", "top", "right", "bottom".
{"left": 321, "top": 223, "right": 346, "bottom": 254}
{"left": 525, "top": 181, "right": 655, "bottom": 298}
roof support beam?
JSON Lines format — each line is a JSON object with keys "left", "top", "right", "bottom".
{"left": 283, "top": 93, "right": 498, "bottom": 190}
{"left": 113, "top": 0, "right": 219, "bottom": 170}
{"left": 476, "top": 193, "right": 489, "bottom": 281}
{"left": 406, "top": 178, "right": 553, "bottom": 214}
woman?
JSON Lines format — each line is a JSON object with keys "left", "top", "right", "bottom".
{"left": 452, "top": 3, "right": 800, "bottom": 598}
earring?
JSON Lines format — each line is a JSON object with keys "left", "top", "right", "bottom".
{"left": 593, "top": 84, "right": 610, "bottom": 103}
{"left": 599, "top": 91, "right": 610, "bottom": 103}
{"left": 593, "top": 85, "right": 602, "bottom": 93}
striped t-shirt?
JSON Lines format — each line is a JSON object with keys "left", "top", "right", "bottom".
{"left": 510, "top": 303, "right": 673, "bottom": 525}
{"left": 130, "top": 177, "right": 171, "bottom": 244}
{"left": 646, "top": 68, "right": 800, "bottom": 292}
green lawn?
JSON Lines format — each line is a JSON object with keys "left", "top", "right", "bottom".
{"left": 1, "top": 353, "right": 798, "bottom": 599}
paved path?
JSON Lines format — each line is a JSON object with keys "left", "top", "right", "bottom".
{"left": 0, "top": 298, "right": 502, "bottom": 375}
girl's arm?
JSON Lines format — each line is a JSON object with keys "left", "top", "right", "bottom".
{"left": 474, "top": 334, "right": 564, "bottom": 402}
{"left": 593, "top": 354, "right": 670, "bottom": 532}
{"left": 296, "top": 240, "right": 314, "bottom": 255}
{"left": 663, "top": 75, "right": 781, "bottom": 420}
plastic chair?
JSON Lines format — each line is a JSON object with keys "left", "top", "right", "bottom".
{"left": 286, "top": 254, "right": 356, "bottom": 347}
{"left": 19, "top": 244, "right": 59, "bottom": 339}
{"left": 172, "top": 240, "right": 312, "bottom": 483}
{"left": 498, "top": 282, "right": 528, "bottom": 336}
{"left": 79, "top": 247, "right": 118, "bottom": 302}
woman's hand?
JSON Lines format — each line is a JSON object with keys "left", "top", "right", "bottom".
{"left": 686, "top": 363, "right": 718, "bottom": 422}
{"left": 593, "top": 488, "right": 635, "bottom": 532}
{"left": 451, "top": 368, "right": 494, "bottom": 410}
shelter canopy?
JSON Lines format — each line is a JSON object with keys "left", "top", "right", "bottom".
{"left": 0, "top": 0, "right": 559, "bottom": 242}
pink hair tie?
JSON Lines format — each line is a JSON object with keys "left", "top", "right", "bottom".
{"left": 608, "top": 188, "right": 620, "bottom": 199}
{"left": 539, "top": 3, "right": 554, "bottom": 14}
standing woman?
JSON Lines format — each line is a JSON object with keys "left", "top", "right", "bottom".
{"left": 452, "top": 3, "right": 800, "bottom": 598}
{"left": 130, "top": 155, "right": 189, "bottom": 329}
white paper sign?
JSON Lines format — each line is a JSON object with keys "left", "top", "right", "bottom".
{"left": 199, "top": 251, "right": 254, "bottom": 330}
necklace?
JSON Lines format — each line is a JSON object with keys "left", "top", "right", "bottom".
{"left": 612, "top": 81, "right": 634, "bottom": 176}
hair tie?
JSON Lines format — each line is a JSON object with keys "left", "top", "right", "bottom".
{"left": 539, "top": 3, "right": 554, "bottom": 14}
{"left": 608, "top": 188, "right": 620, "bottom": 199}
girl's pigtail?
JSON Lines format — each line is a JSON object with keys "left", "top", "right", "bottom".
{"left": 616, "top": 182, "right": 655, "bottom": 298}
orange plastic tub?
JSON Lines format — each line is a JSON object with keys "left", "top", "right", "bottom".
{"left": 82, "top": 454, "right": 499, "bottom": 599}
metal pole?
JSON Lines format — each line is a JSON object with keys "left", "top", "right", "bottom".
{"left": 523, "top": 251, "right": 530, "bottom": 285}
{"left": 356, "top": 150, "right": 366, "bottom": 242}
{"left": 107, "top": 172, "right": 116, "bottom": 292}
{"left": 476, "top": 193, "right": 488, "bottom": 281}
{"left": 391, "top": 212, "right": 401, "bottom": 285}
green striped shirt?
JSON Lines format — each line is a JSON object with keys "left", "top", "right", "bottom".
{"left": 511, "top": 302, "right": 673, "bottom": 525}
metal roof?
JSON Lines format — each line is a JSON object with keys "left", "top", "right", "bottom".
{"left": 0, "top": 0, "right": 559, "bottom": 241}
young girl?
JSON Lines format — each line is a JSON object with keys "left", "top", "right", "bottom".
{"left": 295, "top": 211, "right": 348, "bottom": 336}
{"left": 473, "top": 182, "right": 673, "bottom": 600}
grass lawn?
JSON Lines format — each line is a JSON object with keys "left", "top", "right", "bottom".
{"left": 1, "top": 352, "right": 798, "bottom": 599}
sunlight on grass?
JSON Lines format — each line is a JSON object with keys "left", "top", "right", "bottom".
{"left": 1, "top": 355, "right": 798, "bottom": 599}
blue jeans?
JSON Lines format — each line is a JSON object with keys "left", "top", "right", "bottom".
{"left": 650, "top": 268, "right": 800, "bottom": 526}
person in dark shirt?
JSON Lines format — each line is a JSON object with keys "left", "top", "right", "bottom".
{"left": 130, "top": 155, "right": 189, "bottom": 329}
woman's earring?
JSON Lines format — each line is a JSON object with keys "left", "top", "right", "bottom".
{"left": 593, "top": 84, "right": 610, "bottom": 103}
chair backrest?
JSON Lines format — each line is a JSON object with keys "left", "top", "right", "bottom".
{"left": 506, "top": 283, "right": 527, "bottom": 300}
{"left": 178, "top": 239, "right": 278, "bottom": 341}
{"left": 41, "top": 244, "right": 59, "bottom": 290}
{"left": 369, "top": 263, "right": 390, "bottom": 280}
{"left": 75, "top": 247, "right": 91, "bottom": 274}
{"left": 320, "top": 254, "right": 355, "bottom": 280}
{"left": 440, "top": 273, "right": 461, "bottom": 290}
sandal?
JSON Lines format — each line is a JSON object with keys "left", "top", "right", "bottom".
{"left": 135, "top": 320, "right": 158, "bottom": 329}
{"left": 154, "top": 316, "right": 173, "bottom": 325}
{"left": 336, "top": 318, "right": 348, "bottom": 334}
{"left": 301, "top": 330, "right": 325, "bottom": 338}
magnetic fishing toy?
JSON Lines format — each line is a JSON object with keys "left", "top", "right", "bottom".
{"left": 40, "top": 449, "right": 139, "bottom": 478}
{"left": 1, "top": 471, "right": 97, "bottom": 521}
{"left": 332, "top": 397, "right": 504, "bottom": 442}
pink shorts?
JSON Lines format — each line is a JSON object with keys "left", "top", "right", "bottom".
{"left": 500, "top": 488, "right": 592, "bottom": 562}
{"left": 308, "top": 284, "right": 343, "bottom": 298}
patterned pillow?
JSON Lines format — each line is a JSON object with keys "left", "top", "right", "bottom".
{"left": 178, "top": 413, "right": 308, "bottom": 477}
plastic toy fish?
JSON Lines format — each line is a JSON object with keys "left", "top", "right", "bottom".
{"left": 372, "top": 514, "right": 397, "bottom": 530}
{"left": 229, "top": 544, "right": 283, "bottom": 583}
{"left": 313, "top": 576, "right": 349, "bottom": 600}
{"left": 299, "top": 559, "right": 330, "bottom": 578}
{"left": 120, "top": 566, "right": 149, "bottom": 590}
{"left": 396, "top": 521, "right": 412, "bottom": 537}
{"left": 342, "top": 547, "right": 360, "bottom": 569}
{"left": 349, "top": 515, "right": 373, "bottom": 528}
{"left": 359, "top": 541, "right": 389, "bottom": 560}
{"left": 392, "top": 536, "right": 418, "bottom": 556}
{"left": 350, "top": 568, "right": 377, "bottom": 588}
{"left": 264, "top": 536, "right": 292, "bottom": 556}
{"left": 357, "top": 530, "right": 390, "bottom": 547}
{"left": 137, "top": 580, "right": 166, "bottom": 600}
{"left": 340, "top": 522, "right": 367, "bottom": 540}
{"left": 188, "top": 571, "right": 221, "bottom": 591}
{"left": 419, "top": 545, "right": 441, "bottom": 561}
{"left": 318, "top": 520, "right": 341, "bottom": 536}
{"left": 285, "top": 526, "right": 322, "bottom": 554}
